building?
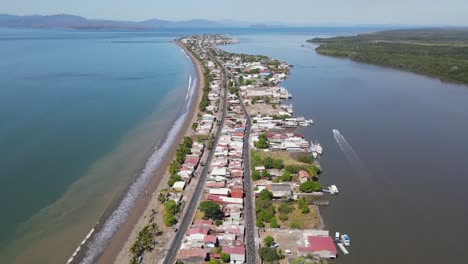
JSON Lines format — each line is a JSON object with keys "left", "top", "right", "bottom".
{"left": 298, "top": 236, "right": 337, "bottom": 259}
{"left": 222, "top": 246, "right": 246, "bottom": 263}
{"left": 177, "top": 248, "right": 209, "bottom": 264}
{"left": 298, "top": 170, "right": 310, "bottom": 183}
{"left": 268, "top": 183, "right": 292, "bottom": 198}
{"left": 173, "top": 181, "right": 186, "bottom": 191}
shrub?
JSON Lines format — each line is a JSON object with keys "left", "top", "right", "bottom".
{"left": 220, "top": 253, "right": 230, "bottom": 263}
{"left": 270, "top": 217, "right": 279, "bottom": 228}
{"left": 279, "top": 214, "right": 288, "bottom": 221}
{"left": 263, "top": 236, "right": 275, "bottom": 247}
{"left": 290, "top": 221, "right": 301, "bottom": 229}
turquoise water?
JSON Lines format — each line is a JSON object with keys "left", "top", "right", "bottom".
{"left": 0, "top": 29, "right": 192, "bottom": 263}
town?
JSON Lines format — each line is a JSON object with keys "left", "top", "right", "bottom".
{"left": 127, "top": 35, "right": 349, "bottom": 264}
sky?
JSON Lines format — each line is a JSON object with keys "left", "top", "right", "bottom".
{"left": 1, "top": 0, "right": 468, "bottom": 26}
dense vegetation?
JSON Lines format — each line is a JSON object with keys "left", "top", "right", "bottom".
{"left": 163, "top": 200, "right": 180, "bottom": 226}
{"left": 168, "top": 136, "right": 193, "bottom": 187}
{"left": 255, "top": 190, "right": 276, "bottom": 227}
{"left": 308, "top": 28, "right": 468, "bottom": 85}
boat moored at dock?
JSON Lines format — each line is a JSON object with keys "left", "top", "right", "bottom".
{"left": 341, "top": 234, "right": 351, "bottom": 246}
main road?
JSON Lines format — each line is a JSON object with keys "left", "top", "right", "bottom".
{"left": 226, "top": 66, "right": 257, "bottom": 264}
{"left": 162, "top": 46, "right": 228, "bottom": 264}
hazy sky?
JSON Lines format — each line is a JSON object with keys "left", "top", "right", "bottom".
{"left": 1, "top": 0, "right": 468, "bottom": 25}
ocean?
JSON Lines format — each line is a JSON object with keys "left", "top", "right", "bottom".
{"left": 0, "top": 29, "right": 193, "bottom": 263}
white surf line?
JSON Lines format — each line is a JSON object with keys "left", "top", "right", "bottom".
{"left": 66, "top": 228, "right": 94, "bottom": 264}
{"left": 185, "top": 75, "right": 192, "bottom": 101}
{"left": 80, "top": 48, "right": 198, "bottom": 264}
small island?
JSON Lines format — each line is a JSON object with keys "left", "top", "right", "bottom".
{"left": 308, "top": 28, "right": 468, "bottom": 85}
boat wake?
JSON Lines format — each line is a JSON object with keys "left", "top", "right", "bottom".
{"left": 79, "top": 71, "right": 197, "bottom": 264}
{"left": 333, "top": 129, "right": 371, "bottom": 178}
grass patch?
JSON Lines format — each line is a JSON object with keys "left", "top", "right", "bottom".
{"left": 273, "top": 203, "right": 320, "bottom": 229}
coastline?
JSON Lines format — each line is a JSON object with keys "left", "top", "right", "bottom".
{"left": 88, "top": 41, "right": 205, "bottom": 264}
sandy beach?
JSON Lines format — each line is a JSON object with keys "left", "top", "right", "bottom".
{"left": 89, "top": 41, "right": 205, "bottom": 264}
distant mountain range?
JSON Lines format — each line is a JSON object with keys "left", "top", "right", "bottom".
{"left": 0, "top": 14, "right": 277, "bottom": 29}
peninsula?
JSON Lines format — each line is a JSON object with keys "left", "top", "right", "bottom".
{"left": 309, "top": 28, "right": 468, "bottom": 85}
{"left": 87, "top": 34, "right": 344, "bottom": 264}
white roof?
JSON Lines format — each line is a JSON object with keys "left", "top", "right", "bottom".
{"left": 173, "top": 181, "right": 186, "bottom": 189}
{"left": 209, "top": 188, "right": 230, "bottom": 195}
{"left": 211, "top": 167, "right": 227, "bottom": 176}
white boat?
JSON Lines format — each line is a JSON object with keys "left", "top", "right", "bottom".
{"left": 335, "top": 232, "right": 340, "bottom": 241}
{"left": 311, "top": 141, "right": 323, "bottom": 155}
{"left": 330, "top": 185, "right": 339, "bottom": 194}
{"left": 312, "top": 152, "right": 318, "bottom": 159}
{"left": 341, "top": 234, "right": 351, "bottom": 246}
{"left": 337, "top": 243, "right": 349, "bottom": 255}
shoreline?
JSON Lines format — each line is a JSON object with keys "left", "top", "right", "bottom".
{"left": 70, "top": 42, "right": 204, "bottom": 264}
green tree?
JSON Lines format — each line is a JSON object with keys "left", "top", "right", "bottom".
{"left": 199, "top": 201, "right": 223, "bottom": 220}
{"left": 252, "top": 170, "right": 262, "bottom": 181}
{"left": 279, "top": 171, "right": 292, "bottom": 182}
{"left": 258, "top": 247, "right": 280, "bottom": 263}
{"left": 163, "top": 213, "right": 177, "bottom": 226}
{"left": 299, "top": 181, "right": 322, "bottom": 193}
{"left": 164, "top": 200, "right": 179, "bottom": 215}
{"left": 263, "top": 236, "right": 275, "bottom": 247}
{"left": 220, "top": 253, "right": 230, "bottom": 263}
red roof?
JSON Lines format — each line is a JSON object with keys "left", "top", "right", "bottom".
{"left": 178, "top": 248, "right": 208, "bottom": 260}
{"left": 203, "top": 235, "right": 218, "bottom": 243}
{"left": 223, "top": 246, "right": 245, "bottom": 255}
{"left": 230, "top": 188, "right": 244, "bottom": 198}
{"left": 186, "top": 227, "right": 209, "bottom": 235}
{"left": 193, "top": 219, "right": 213, "bottom": 226}
{"left": 185, "top": 157, "right": 200, "bottom": 166}
{"left": 298, "top": 170, "right": 310, "bottom": 177}
{"left": 308, "top": 236, "right": 337, "bottom": 253}
{"left": 206, "top": 194, "right": 222, "bottom": 204}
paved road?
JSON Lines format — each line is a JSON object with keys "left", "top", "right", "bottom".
{"left": 162, "top": 47, "right": 228, "bottom": 264}
{"left": 226, "top": 66, "right": 258, "bottom": 263}
{"left": 238, "top": 82, "right": 257, "bottom": 264}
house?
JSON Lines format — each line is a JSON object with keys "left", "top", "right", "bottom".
{"left": 209, "top": 188, "right": 230, "bottom": 196}
{"left": 230, "top": 186, "right": 244, "bottom": 198}
{"left": 173, "top": 181, "right": 186, "bottom": 191}
{"left": 268, "top": 183, "right": 292, "bottom": 198}
{"left": 298, "top": 236, "right": 337, "bottom": 259}
{"left": 222, "top": 246, "right": 246, "bottom": 263}
{"left": 177, "top": 248, "right": 208, "bottom": 264}
{"left": 184, "top": 157, "right": 200, "bottom": 170}
{"left": 186, "top": 227, "right": 209, "bottom": 241}
{"left": 298, "top": 170, "right": 310, "bottom": 183}
{"left": 193, "top": 219, "right": 213, "bottom": 227}
{"left": 203, "top": 235, "right": 218, "bottom": 248}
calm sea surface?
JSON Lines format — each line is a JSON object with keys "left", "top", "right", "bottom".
{"left": 0, "top": 29, "right": 193, "bottom": 263}
{"left": 222, "top": 33, "right": 468, "bottom": 263}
